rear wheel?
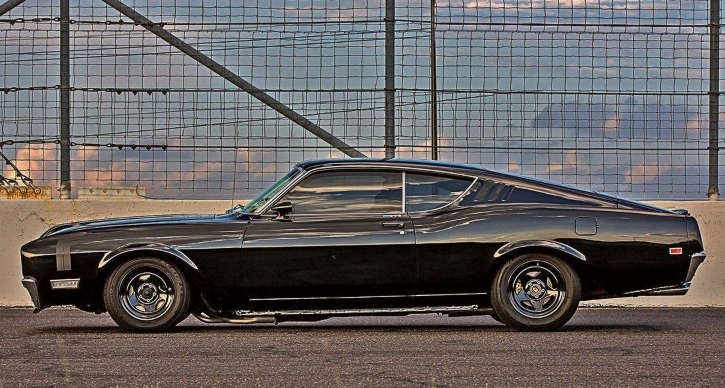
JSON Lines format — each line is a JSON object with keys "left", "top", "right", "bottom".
{"left": 103, "top": 257, "right": 191, "bottom": 332}
{"left": 491, "top": 254, "right": 581, "bottom": 331}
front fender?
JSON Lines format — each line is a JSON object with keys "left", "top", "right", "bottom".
{"left": 493, "top": 240, "right": 587, "bottom": 262}
{"left": 98, "top": 242, "right": 200, "bottom": 272}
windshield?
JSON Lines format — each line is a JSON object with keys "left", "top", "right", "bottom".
{"left": 240, "top": 169, "right": 300, "bottom": 213}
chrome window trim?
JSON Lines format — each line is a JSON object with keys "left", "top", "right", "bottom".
{"left": 261, "top": 167, "right": 406, "bottom": 217}
{"left": 303, "top": 164, "right": 479, "bottom": 181}
{"left": 256, "top": 164, "right": 480, "bottom": 217}
{"left": 401, "top": 171, "right": 406, "bottom": 212}
{"left": 255, "top": 166, "right": 309, "bottom": 215}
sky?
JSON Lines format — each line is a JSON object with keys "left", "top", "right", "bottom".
{"left": 0, "top": 0, "right": 722, "bottom": 199}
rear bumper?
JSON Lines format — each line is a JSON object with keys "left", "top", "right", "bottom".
{"left": 638, "top": 282, "right": 692, "bottom": 296}
{"left": 21, "top": 277, "right": 45, "bottom": 313}
{"left": 685, "top": 251, "right": 706, "bottom": 282}
{"left": 625, "top": 251, "right": 706, "bottom": 297}
{"left": 624, "top": 282, "right": 691, "bottom": 297}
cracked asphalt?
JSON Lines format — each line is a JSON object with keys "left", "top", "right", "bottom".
{"left": 0, "top": 307, "right": 723, "bottom": 387}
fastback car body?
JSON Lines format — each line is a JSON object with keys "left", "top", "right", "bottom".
{"left": 21, "top": 159, "right": 706, "bottom": 331}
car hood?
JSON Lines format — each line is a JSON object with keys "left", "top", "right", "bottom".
{"left": 39, "top": 213, "right": 222, "bottom": 238}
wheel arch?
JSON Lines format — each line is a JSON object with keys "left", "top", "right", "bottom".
{"left": 94, "top": 243, "right": 204, "bottom": 306}
{"left": 485, "top": 240, "right": 591, "bottom": 291}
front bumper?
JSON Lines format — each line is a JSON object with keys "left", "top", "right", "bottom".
{"left": 626, "top": 251, "right": 707, "bottom": 297}
{"left": 21, "top": 277, "right": 45, "bottom": 313}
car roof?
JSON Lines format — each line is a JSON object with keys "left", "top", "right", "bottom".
{"left": 292, "top": 158, "right": 672, "bottom": 213}
{"left": 295, "top": 158, "right": 488, "bottom": 173}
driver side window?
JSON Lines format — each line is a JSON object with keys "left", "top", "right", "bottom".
{"left": 280, "top": 170, "right": 402, "bottom": 215}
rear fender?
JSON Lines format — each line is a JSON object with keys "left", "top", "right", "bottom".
{"left": 488, "top": 240, "right": 590, "bottom": 292}
{"left": 493, "top": 240, "right": 587, "bottom": 262}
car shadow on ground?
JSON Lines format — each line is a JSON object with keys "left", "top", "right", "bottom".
{"left": 23, "top": 321, "right": 662, "bottom": 335}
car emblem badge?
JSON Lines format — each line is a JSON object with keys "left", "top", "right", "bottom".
{"left": 670, "top": 247, "right": 683, "bottom": 255}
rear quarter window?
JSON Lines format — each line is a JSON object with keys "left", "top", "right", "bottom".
{"left": 405, "top": 173, "right": 473, "bottom": 212}
{"left": 474, "top": 179, "right": 596, "bottom": 206}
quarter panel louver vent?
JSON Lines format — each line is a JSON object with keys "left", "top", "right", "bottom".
{"left": 474, "top": 180, "right": 515, "bottom": 203}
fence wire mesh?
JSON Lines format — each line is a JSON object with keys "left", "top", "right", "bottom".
{"left": 0, "top": 0, "right": 722, "bottom": 200}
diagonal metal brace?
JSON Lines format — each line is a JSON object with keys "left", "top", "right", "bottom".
{"left": 100, "top": 0, "right": 366, "bottom": 158}
{"left": 0, "top": 0, "right": 27, "bottom": 17}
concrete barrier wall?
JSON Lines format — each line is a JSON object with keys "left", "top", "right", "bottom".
{"left": 1, "top": 200, "right": 722, "bottom": 307}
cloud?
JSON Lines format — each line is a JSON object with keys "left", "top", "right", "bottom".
{"left": 3, "top": 143, "right": 58, "bottom": 184}
{"left": 282, "top": 2, "right": 383, "bottom": 21}
{"left": 506, "top": 162, "right": 522, "bottom": 174}
{"left": 531, "top": 98, "right": 699, "bottom": 140}
{"left": 545, "top": 151, "right": 579, "bottom": 174}
{"left": 3, "top": 141, "right": 270, "bottom": 199}
{"left": 625, "top": 164, "right": 671, "bottom": 185}
{"left": 466, "top": 0, "right": 590, "bottom": 9}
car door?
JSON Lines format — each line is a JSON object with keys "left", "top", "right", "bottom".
{"left": 241, "top": 169, "right": 416, "bottom": 310}
{"left": 406, "top": 172, "right": 485, "bottom": 295}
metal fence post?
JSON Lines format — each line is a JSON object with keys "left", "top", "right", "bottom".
{"left": 59, "top": 0, "right": 71, "bottom": 199}
{"left": 707, "top": 0, "right": 721, "bottom": 201}
{"left": 384, "top": 0, "right": 395, "bottom": 159}
{"left": 707, "top": 0, "right": 721, "bottom": 200}
{"left": 430, "top": 0, "right": 438, "bottom": 161}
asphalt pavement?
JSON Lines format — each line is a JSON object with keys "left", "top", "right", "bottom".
{"left": 0, "top": 307, "right": 723, "bottom": 387}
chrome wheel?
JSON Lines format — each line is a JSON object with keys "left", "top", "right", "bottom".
{"left": 491, "top": 254, "right": 581, "bottom": 331}
{"left": 508, "top": 262, "right": 565, "bottom": 319}
{"left": 104, "top": 257, "right": 191, "bottom": 332}
{"left": 119, "top": 271, "right": 175, "bottom": 321}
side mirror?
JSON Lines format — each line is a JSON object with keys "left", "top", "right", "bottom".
{"left": 270, "top": 201, "right": 293, "bottom": 221}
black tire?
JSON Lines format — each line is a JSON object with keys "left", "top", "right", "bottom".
{"left": 490, "top": 254, "right": 581, "bottom": 331}
{"left": 103, "top": 257, "right": 191, "bottom": 332}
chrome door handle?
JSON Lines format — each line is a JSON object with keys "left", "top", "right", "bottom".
{"left": 381, "top": 222, "right": 405, "bottom": 228}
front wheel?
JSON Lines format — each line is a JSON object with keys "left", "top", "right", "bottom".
{"left": 490, "top": 254, "right": 581, "bottom": 331}
{"left": 103, "top": 257, "right": 191, "bottom": 332}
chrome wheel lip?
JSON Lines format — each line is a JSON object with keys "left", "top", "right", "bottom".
{"left": 119, "top": 269, "right": 175, "bottom": 321}
{"left": 507, "top": 261, "right": 566, "bottom": 319}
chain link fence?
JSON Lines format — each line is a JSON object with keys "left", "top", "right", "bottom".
{"left": 0, "top": 0, "right": 722, "bottom": 200}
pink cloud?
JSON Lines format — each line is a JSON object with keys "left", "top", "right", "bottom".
{"left": 466, "top": 0, "right": 590, "bottom": 9}
{"left": 4, "top": 143, "right": 58, "bottom": 184}
{"left": 625, "top": 164, "right": 670, "bottom": 185}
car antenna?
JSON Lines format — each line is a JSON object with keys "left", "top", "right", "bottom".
{"left": 0, "top": 150, "right": 36, "bottom": 188}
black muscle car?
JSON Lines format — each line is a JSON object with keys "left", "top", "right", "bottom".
{"left": 21, "top": 159, "right": 706, "bottom": 331}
